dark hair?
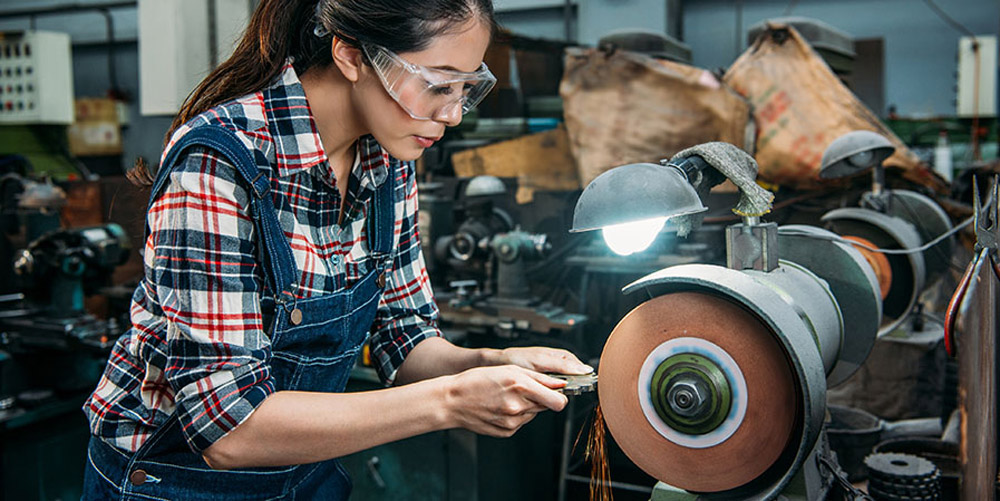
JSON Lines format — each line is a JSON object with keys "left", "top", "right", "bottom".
{"left": 129, "top": 0, "right": 496, "bottom": 185}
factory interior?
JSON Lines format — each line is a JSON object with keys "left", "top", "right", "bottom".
{"left": 1, "top": 0, "right": 999, "bottom": 499}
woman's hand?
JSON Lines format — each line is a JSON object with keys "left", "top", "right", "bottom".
{"left": 485, "top": 346, "right": 593, "bottom": 375}
{"left": 443, "top": 365, "right": 569, "bottom": 437}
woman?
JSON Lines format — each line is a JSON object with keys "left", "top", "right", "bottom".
{"left": 81, "top": 0, "right": 591, "bottom": 498}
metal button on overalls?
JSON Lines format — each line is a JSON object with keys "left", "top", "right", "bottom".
{"left": 377, "top": 271, "right": 387, "bottom": 288}
{"left": 290, "top": 308, "right": 303, "bottom": 325}
{"left": 130, "top": 469, "right": 147, "bottom": 486}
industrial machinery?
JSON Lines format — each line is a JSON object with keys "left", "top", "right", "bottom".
{"left": 818, "top": 130, "right": 955, "bottom": 336}
{"left": 4, "top": 223, "right": 129, "bottom": 349}
{"left": 432, "top": 176, "right": 585, "bottom": 339}
{"left": 0, "top": 167, "right": 130, "bottom": 413}
{"left": 572, "top": 144, "right": 890, "bottom": 499}
{"left": 597, "top": 222, "right": 881, "bottom": 499}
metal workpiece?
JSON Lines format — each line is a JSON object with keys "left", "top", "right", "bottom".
{"left": 743, "top": 261, "right": 844, "bottom": 375}
{"left": 822, "top": 207, "right": 926, "bottom": 336}
{"left": 726, "top": 220, "right": 779, "bottom": 272}
{"left": 778, "top": 225, "right": 882, "bottom": 387}
{"left": 552, "top": 373, "right": 597, "bottom": 395}
{"left": 619, "top": 264, "right": 828, "bottom": 499}
{"left": 958, "top": 248, "right": 998, "bottom": 501}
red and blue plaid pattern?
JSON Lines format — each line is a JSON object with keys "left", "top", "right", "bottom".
{"left": 85, "top": 63, "right": 440, "bottom": 453}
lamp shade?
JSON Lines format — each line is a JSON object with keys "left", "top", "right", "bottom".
{"left": 819, "top": 131, "right": 895, "bottom": 180}
{"left": 571, "top": 163, "right": 707, "bottom": 233}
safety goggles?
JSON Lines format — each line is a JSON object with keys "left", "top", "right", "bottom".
{"left": 362, "top": 43, "right": 497, "bottom": 121}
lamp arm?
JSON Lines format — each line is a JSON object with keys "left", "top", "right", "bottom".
{"left": 663, "top": 155, "right": 727, "bottom": 196}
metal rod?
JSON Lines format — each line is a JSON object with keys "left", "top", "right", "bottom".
{"left": 0, "top": 1, "right": 136, "bottom": 19}
{"left": 207, "top": 0, "right": 218, "bottom": 68}
{"left": 563, "top": 474, "right": 654, "bottom": 494}
{"left": 871, "top": 164, "right": 886, "bottom": 197}
{"left": 563, "top": 0, "right": 573, "bottom": 43}
{"left": 958, "top": 248, "right": 998, "bottom": 501}
{"left": 98, "top": 7, "right": 118, "bottom": 92}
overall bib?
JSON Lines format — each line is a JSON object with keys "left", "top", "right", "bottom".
{"left": 82, "top": 126, "right": 395, "bottom": 500}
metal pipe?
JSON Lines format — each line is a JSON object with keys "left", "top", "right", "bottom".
{"left": 98, "top": 7, "right": 118, "bottom": 92}
{"left": 959, "top": 249, "right": 998, "bottom": 501}
{"left": 0, "top": 1, "right": 136, "bottom": 19}
{"left": 563, "top": 0, "right": 573, "bottom": 43}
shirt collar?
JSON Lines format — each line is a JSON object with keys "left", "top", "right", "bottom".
{"left": 262, "top": 62, "right": 390, "bottom": 189}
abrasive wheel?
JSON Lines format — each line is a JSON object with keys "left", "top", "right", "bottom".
{"left": 598, "top": 291, "right": 799, "bottom": 492}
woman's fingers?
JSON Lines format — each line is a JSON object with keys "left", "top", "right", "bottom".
{"left": 504, "top": 347, "right": 593, "bottom": 375}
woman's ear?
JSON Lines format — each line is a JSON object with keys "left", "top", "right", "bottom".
{"left": 331, "top": 38, "right": 363, "bottom": 82}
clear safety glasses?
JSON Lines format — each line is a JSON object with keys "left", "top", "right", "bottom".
{"left": 362, "top": 43, "right": 497, "bottom": 121}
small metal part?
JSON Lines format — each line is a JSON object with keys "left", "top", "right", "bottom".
{"left": 552, "top": 373, "right": 597, "bottom": 395}
{"left": 12, "top": 249, "right": 33, "bottom": 275}
{"left": 864, "top": 453, "right": 941, "bottom": 500}
{"left": 725, "top": 221, "right": 778, "bottom": 272}
{"left": 130, "top": 469, "right": 148, "bottom": 486}
{"left": 289, "top": 308, "right": 303, "bottom": 326}
{"left": 650, "top": 353, "right": 732, "bottom": 435}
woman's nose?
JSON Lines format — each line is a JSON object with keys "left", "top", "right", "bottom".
{"left": 435, "top": 102, "right": 463, "bottom": 127}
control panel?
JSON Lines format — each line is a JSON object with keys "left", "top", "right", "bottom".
{"left": 0, "top": 31, "right": 73, "bottom": 125}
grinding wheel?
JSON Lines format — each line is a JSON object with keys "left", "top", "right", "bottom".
{"left": 598, "top": 292, "right": 799, "bottom": 493}
{"left": 842, "top": 235, "right": 893, "bottom": 300}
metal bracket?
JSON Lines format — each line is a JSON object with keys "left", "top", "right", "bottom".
{"left": 726, "top": 218, "right": 779, "bottom": 272}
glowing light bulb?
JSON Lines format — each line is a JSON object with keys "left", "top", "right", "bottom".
{"left": 601, "top": 217, "right": 667, "bottom": 256}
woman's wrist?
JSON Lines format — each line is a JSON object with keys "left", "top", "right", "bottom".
{"left": 477, "top": 347, "right": 505, "bottom": 367}
{"left": 432, "top": 374, "right": 459, "bottom": 430}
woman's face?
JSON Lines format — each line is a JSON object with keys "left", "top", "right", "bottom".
{"left": 353, "top": 18, "right": 492, "bottom": 161}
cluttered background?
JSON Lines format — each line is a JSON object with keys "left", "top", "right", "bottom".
{"left": 0, "top": 0, "right": 997, "bottom": 500}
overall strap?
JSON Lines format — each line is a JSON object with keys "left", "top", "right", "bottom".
{"left": 148, "top": 126, "right": 299, "bottom": 304}
{"left": 365, "top": 159, "right": 397, "bottom": 266}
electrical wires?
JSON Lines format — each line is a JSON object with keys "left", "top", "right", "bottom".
{"left": 777, "top": 216, "right": 973, "bottom": 256}
{"left": 922, "top": 0, "right": 977, "bottom": 38}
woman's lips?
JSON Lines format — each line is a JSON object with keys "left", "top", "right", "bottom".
{"left": 413, "top": 135, "right": 440, "bottom": 148}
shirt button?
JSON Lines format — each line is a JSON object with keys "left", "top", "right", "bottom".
{"left": 290, "top": 308, "right": 304, "bottom": 326}
{"left": 130, "top": 469, "right": 147, "bottom": 486}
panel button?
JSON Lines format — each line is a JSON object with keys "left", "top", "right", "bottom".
{"left": 290, "top": 308, "right": 303, "bottom": 326}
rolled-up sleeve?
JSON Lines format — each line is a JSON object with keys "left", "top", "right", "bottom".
{"left": 149, "top": 146, "right": 275, "bottom": 452}
{"left": 368, "top": 160, "right": 442, "bottom": 384}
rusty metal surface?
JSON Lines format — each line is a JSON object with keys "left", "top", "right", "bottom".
{"left": 958, "top": 248, "right": 998, "bottom": 501}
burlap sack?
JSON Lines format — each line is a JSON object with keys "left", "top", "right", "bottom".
{"left": 560, "top": 47, "right": 751, "bottom": 187}
{"left": 724, "top": 23, "right": 942, "bottom": 190}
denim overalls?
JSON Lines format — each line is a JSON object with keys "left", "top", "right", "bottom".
{"left": 82, "top": 125, "right": 395, "bottom": 500}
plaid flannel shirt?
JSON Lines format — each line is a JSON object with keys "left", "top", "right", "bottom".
{"left": 84, "top": 63, "right": 440, "bottom": 453}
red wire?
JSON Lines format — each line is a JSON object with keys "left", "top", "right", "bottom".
{"left": 944, "top": 252, "right": 981, "bottom": 357}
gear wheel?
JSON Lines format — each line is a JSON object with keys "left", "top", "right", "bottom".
{"left": 864, "top": 453, "right": 941, "bottom": 501}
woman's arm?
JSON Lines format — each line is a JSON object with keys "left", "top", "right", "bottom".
{"left": 203, "top": 364, "right": 569, "bottom": 470}
{"left": 393, "top": 336, "right": 594, "bottom": 385}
